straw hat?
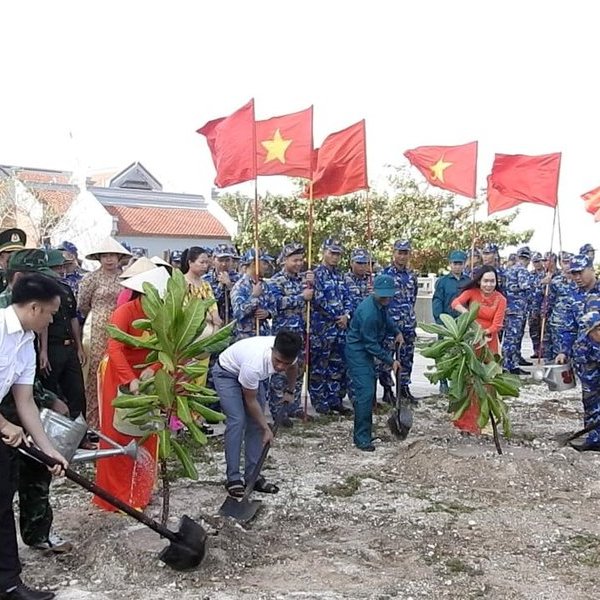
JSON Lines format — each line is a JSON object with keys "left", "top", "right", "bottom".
{"left": 85, "top": 237, "right": 132, "bottom": 261}
{"left": 150, "top": 255, "right": 171, "bottom": 268}
{"left": 119, "top": 256, "right": 157, "bottom": 279}
{"left": 121, "top": 266, "right": 170, "bottom": 298}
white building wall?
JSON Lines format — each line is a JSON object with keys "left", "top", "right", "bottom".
{"left": 114, "top": 235, "right": 231, "bottom": 258}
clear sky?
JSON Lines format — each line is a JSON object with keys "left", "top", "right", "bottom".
{"left": 1, "top": 0, "right": 598, "bottom": 254}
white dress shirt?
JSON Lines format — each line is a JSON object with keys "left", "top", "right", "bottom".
{"left": 0, "top": 305, "right": 36, "bottom": 403}
{"left": 218, "top": 336, "right": 277, "bottom": 390}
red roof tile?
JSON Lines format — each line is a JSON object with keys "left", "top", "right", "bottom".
{"left": 16, "top": 170, "right": 71, "bottom": 184}
{"left": 105, "top": 205, "right": 229, "bottom": 238}
{"left": 34, "top": 188, "right": 77, "bottom": 213}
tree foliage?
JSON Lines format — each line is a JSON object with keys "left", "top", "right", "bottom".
{"left": 216, "top": 168, "right": 533, "bottom": 273}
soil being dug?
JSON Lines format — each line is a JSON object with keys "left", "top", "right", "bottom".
{"left": 19, "top": 382, "right": 600, "bottom": 600}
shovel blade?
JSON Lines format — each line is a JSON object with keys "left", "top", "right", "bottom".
{"left": 158, "top": 515, "right": 208, "bottom": 571}
{"left": 387, "top": 405, "right": 413, "bottom": 441}
{"left": 219, "top": 496, "right": 263, "bottom": 523}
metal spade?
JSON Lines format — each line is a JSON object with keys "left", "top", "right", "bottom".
{"left": 21, "top": 444, "right": 207, "bottom": 571}
{"left": 387, "top": 344, "right": 413, "bottom": 441}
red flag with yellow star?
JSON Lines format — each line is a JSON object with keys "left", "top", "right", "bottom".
{"left": 487, "top": 152, "right": 561, "bottom": 214}
{"left": 581, "top": 185, "right": 600, "bottom": 222}
{"left": 256, "top": 107, "right": 313, "bottom": 178}
{"left": 196, "top": 99, "right": 256, "bottom": 188}
{"left": 311, "top": 120, "right": 368, "bottom": 199}
{"left": 404, "top": 141, "right": 478, "bottom": 198}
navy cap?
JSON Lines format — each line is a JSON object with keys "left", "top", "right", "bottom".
{"left": 560, "top": 251, "right": 574, "bottom": 261}
{"left": 373, "top": 274, "right": 397, "bottom": 298}
{"left": 282, "top": 242, "right": 305, "bottom": 258}
{"left": 240, "top": 248, "right": 275, "bottom": 265}
{"left": 449, "top": 250, "right": 467, "bottom": 263}
{"left": 169, "top": 250, "right": 182, "bottom": 262}
{"left": 351, "top": 248, "right": 371, "bottom": 264}
{"left": 580, "top": 243, "right": 595, "bottom": 254}
{"left": 394, "top": 239, "right": 411, "bottom": 251}
{"left": 582, "top": 311, "right": 600, "bottom": 334}
{"left": 531, "top": 252, "right": 543, "bottom": 262}
{"left": 482, "top": 243, "right": 498, "bottom": 254}
{"left": 213, "top": 243, "right": 237, "bottom": 258}
{"left": 322, "top": 237, "right": 344, "bottom": 253}
{"left": 569, "top": 254, "right": 592, "bottom": 272}
{"left": 517, "top": 246, "right": 531, "bottom": 259}
{"left": 543, "top": 251, "right": 557, "bottom": 261}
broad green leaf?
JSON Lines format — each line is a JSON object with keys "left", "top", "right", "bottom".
{"left": 181, "top": 363, "right": 209, "bottom": 377}
{"left": 111, "top": 394, "right": 159, "bottom": 409}
{"left": 176, "top": 395, "right": 194, "bottom": 425}
{"left": 181, "top": 322, "right": 235, "bottom": 360}
{"left": 171, "top": 438, "right": 198, "bottom": 480}
{"left": 419, "top": 322, "right": 452, "bottom": 337}
{"left": 152, "top": 307, "right": 174, "bottom": 356}
{"left": 132, "top": 318, "right": 152, "bottom": 331}
{"left": 154, "top": 368, "right": 175, "bottom": 409}
{"left": 141, "top": 282, "right": 162, "bottom": 319}
{"left": 106, "top": 325, "right": 158, "bottom": 350}
{"left": 187, "top": 420, "right": 208, "bottom": 446}
{"left": 158, "top": 351, "right": 175, "bottom": 373}
{"left": 175, "top": 297, "right": 211, "bottom": 351}
{"left": 189, "top": 400, "right": 226, "bottom": 422}
{"left": 439, "top": 313, "right": 460, "bottom": 338}
{"left": 158, "top": 428, "right": 171, "bottom": 459}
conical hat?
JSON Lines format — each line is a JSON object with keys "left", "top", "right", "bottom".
{"left": 85, "top": 237, "right": 132, "bottom": 261}
{"left": 150, "top": 255, "right": 171, "bottom": 268}
{"left": 121, "top": 266, "right": 170, "bottom": 298}
{"left": 119, "top": 256, "right": 157, "bottom": 279}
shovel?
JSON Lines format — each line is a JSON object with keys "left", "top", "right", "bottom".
{"left": 20, "top": 444, "right": 207, "bottom": 571}
{"left": 387, "top": 344, "right": 413, "bottom": 441}
{"left": 554, "top": 420, "right": 599, "bottom": 446}
{"left": 219, "top": 407, "right": 285, "bottom": 523}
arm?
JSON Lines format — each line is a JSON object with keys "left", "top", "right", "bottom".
{"left": 71, "top": 318, "right": 86, "bottom": 363}
{"left": 106, "top": 305, "right": 140, "bottom": 387}
{"left": 487, "top": 293, "right": 507, "bottom": 334}
{"left": 76, "top": 273, "right": 95, "bottom": 317}
{"left": 360, "top": 311, "right": 395, "bottom": 365}
{"left": 312, "top": 270, "right": 345, "bottom": 320}
{"left": 241, "top": 386, "right": 272, "bottom": 444}
{"left": 451, "top": 289, "right": 473, "bottom": 314}
{"left": 431, "top": 278, "right": 445, "bottom": 323}
{"left": 38, "top": 326, "right": 50, "bottom": 373}
{"left": 231, "top": 281, "right": 260, "bottom": 319}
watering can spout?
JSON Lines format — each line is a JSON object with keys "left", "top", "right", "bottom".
{"left": 72, "top": 440, "right": 139, "bottom": 464}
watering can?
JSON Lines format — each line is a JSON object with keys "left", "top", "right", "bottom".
{"left": 40, "top": 408, "right": 139, "bottom": 463}
{"left": 532, "top": 363, "right": 576, "bottom": 392}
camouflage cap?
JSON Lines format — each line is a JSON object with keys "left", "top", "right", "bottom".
{"left": 351, "top": 248, "right": 371, "bottom": 264}
{"left": 580, "top": 243, "right": 595, "bottom": 254}
{"left": 531, "top": 251, "right": 543, "bottom": 262}
{"left": 282, "top": 242, "right": 305, "bottom": 258}
{"left": 569, "top": 254, "right": 592, "bottom": 272}
{"left": 517, "top": 246, "right": 531, "bottom": 259}
{"left": 560, "top": 251, "right": 574, "bottom": 262}
{"left": 169, "top": 250, "right": 183, "bottom": 262}
{"left": 543, "top": 251, "right": 557, "bottom": 261}
{"left": 322, "top": 237, "right": 344, "bottom": 253}
{"left": 0, "top": 228, "right": 26, "bottom": 253}
{"left": 582, "top": 311, "right": 600, "bottom": 334}
{"left": 240, "top": 248, "right": 275, "bottom": 265}
{"left": 7, "top": 249, "right": 57, "bottom": 278}
{"left": 482, "top": 243, "right": 498, "bottom": 254}
{"left": 213, "top": 243, "right": 237, "bottom": 258}
{"left": 393, "top": 239, "right": 411, "bottom": 251}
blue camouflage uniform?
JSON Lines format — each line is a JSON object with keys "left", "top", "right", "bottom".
{"left": 202, "top": 244, "right": 241, "bottom": 324}
{"left": 502, "top": 247, "right": 532, "bottom": 371}
{"left": 309, "top": 238, "right": 352, "bottom": 413}
{"left": 528, "top": 252, "right": 546, "bottom": 357}
{"left": 345, "top": 275, "right": 400, "bottom": 450}
{"left": 345, "top": 248, "right": 372, "bottom": 314}
{"left": 573, "top": 311, "right": 600, "bottom": 447}
{"left": 230, "top": 249, "right": 274, "bottom": 341}
{"left": 548, "top": 264, "right": 577, "bottom": 358}
{"left": 266, "top": 242, "right": 309, "bottom": 418}
{"left": 381, "top": 240, "right": 418, "bottom": 389}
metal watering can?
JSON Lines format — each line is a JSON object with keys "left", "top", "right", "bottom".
{"left": 40, "top": 408, "right": 139, "bottom": 463}
{"left": 532, "top": 362, "right": 576, "bottom": 392}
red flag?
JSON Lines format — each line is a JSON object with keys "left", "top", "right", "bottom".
{"left": 582, "top": 186, "right": 600, "bottom": 222}
{"left": 256, "top": 107, "right": 313, "bottom": 178}
{"left": 486, "top": 175, "right": 520, "bottom": 215}
{"left": 197, "top": 99, "right": 255, "bottom": 188}
{"left": 487, "top": 152, "right": 561, "bottom": 214}
{"left": 404, "top": 141, "right": 477, "bottom": 198}
{"left": 311, "top": 120, "right": 367, "bottom": 199}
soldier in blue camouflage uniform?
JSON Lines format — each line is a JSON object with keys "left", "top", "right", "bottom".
{"left": 381, "top": 239, "right": 418, "bottom": 402}
{"left": 572, "top": 311, "right": 600, "bottom": 451}
{"left": 345, "top": 248, "right": 372, "bottom": 313}
{"left": 548, "top": 251, "right": 576, "bottom": 359}
{"left": 528, "top": 252, "right": 546, "bottom": 359}
{"left": 266, "top": 242, "right": 314, "bottom": 422}
{"left": 463, "top": 248, "right": 482, "bottom": 279}
{"left": 555, "top": 255, "right": 600, "bottom": 364}
{"left": 203, "top": 243, "right": 241, "bottom": 324}
{"left": 309, "top": 238, "right": 353, "bottom": 415}
{"left": 231, "top": 248, "right": 274, "bottom": 341}
{"left": 580, "top": 243, "right": 595, "bottom": 263}
{"left": 502, "top": 246, "right": 532, "bottom": 374}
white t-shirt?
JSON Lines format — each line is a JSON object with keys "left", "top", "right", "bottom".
{"left": 0, "top": 305, "right": 36, "bottom": 403}
{"left": 218, "top": 336, "right": 277, "bottom": 390}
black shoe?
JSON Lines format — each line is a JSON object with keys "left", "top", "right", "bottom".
{"left": 2, "top": 584, "right": 55, "bottom": 600}
{"left": 280, "top": 416, "right": 294, "bottom": 428}
{"left": 332, "top": 405, "right": 353, "bottom": 417}
{"left": 356, "top": 444, "right": 375, "bottom": 452}
{"left": 382, "top": 385, "right": 394, "bottom": 405}
{"left": 519, "top": 358, "right": 533, "bottom": 366}
{"left": 509, "top": 368, "right": 529, "bottom": 376}
{"left": 400, "top": 385, "right": 418, "bottom": 405}
{"left": 569, "top": 439, "right": 600, "bottom": 452}
{"left": 315, "top": 406, "right": 333, "bottom": 415}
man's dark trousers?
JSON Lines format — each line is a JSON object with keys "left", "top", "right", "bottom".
{"left": 42, "top": 343, "right": 85, "bottom": 418}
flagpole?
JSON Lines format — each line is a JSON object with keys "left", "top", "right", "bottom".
{"left": 302, "top": 183, "right": 314, "bottom": 421}
{"left": 251, "top": 100, "right": 260, "bottom": 337}
{"left": 470, "top": 198, "right": 477, "bottom": 274}
{"left": 365, "top": 189, "right": 374, "bottom": 280}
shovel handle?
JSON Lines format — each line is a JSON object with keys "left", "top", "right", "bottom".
{"left": 20, "top": 444, "right": 179, "bottom": 544}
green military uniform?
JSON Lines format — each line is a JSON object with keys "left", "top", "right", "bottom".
{"left": 0, "top": 249, "right": 63, "bottom": 548}
{"left": 0, "top": 228, "right": 26, "bottom": 293}
{"left": 40, "top": 250, "right": 86, "bottom": 418}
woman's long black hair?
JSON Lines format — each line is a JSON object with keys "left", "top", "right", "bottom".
{"left": 180, "top": 246, "right": 207, "bottom": 274}
{"left": 460, "top": 265, "right": 497, "bottom": 291}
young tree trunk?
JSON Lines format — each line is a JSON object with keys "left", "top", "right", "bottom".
{"left": 489, "top": 413, "right": 503, "bottom": 455}
{"left": 160, "top": 458, "right": 170, "bottom": 526}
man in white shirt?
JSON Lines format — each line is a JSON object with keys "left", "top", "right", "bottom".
{"left": 212, "top": 330, "right": 302, "bottom": 498}
{"left": 0, "top": 273, "right": 68, "bottom": 600}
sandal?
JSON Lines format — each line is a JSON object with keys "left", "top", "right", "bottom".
{"left": 225, "top": 480, "right": 245, "bottom": 498}
{"left": 253, "top": 476, "right": 280, "bottom": 494}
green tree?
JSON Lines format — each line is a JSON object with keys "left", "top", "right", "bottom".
{"left": 216, "top": 169, "right": 532, "bottom": 273}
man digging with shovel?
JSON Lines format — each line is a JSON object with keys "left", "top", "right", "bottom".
{"left": 345, "top": 275, "right": 403, "bottom": 451}
{"left": 212, "top": 330, "right": 302, "bottom": 499}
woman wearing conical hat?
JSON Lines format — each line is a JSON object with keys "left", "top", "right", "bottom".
{"left": 77, "top": 237, "right": 131, "bottom": 429}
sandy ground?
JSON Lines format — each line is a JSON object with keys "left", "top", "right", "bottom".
{"left": 16, "top": 361, "right": 600, "bottom": 600}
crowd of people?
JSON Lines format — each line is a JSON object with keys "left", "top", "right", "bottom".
{"left": 1, "top": 224, "right": 600, "bottom": 600}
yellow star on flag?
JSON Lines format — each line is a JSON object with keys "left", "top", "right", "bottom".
{"left": 430, "top": 156, "right": 453, "bottom": 183}
{"left": 261, "top": 128, "right": 292, "bottom": 164}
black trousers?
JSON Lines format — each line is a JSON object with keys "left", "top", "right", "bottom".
{"left": 42, "top": 343, "right": 86, "bottom": 418}
{"left": 0, "top": 439, "right": 22, "bottom": 591}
